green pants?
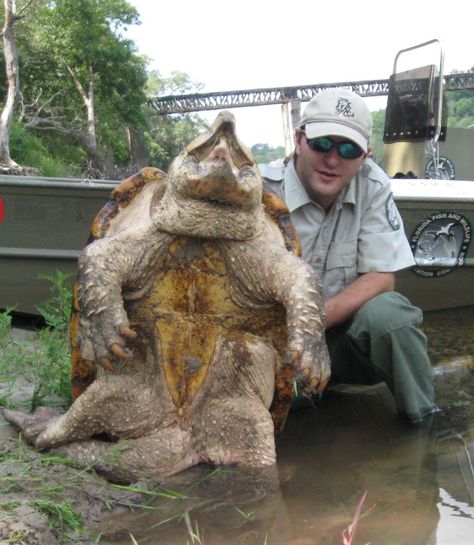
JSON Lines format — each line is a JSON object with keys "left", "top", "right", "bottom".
{"left": 325, "top": 291, "right": 435, "bottom": 424}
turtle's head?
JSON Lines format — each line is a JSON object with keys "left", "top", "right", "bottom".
{"left": 154, "top": 111, "right": 265, "bottom": 239}
{"left": 170, "top": 111, "right": 262, "bottom": 211}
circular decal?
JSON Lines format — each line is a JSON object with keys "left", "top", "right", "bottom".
{"left": 425, "top": 156, "right": 456, "bottom": 180}
{"left": 410, "top": 212, "right": 471, "bottom": 278}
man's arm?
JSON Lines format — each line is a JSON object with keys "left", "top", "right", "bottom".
{"left": 325, "top": 271, "right": 395, "bottom": 329}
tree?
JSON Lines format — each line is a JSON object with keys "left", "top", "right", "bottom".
{"left": 370, "top": 109, "right": 386, "bottom": 163}
{"left": 0, "top": 0, "right": 36, "bottom": 172}
{"left": 15, "top": 0, "right": 148, "bottom": 176}
{"left": 446, "top": 68, "right": 474, "bottom": 128}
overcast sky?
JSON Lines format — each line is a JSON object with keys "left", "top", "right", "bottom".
{"left": 126, "top": 0, "right": 471, "bottom": 147}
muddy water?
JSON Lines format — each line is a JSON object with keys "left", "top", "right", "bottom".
{"left": 93, "top": 306, "right": 474, "bottom": 545}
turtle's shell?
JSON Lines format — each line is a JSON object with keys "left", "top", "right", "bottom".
{"left": 70, "top": 168, "right": 301, "bottom": 424}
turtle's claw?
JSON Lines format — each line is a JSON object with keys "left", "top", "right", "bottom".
{"left": 3, "top": 407, "right": 61, "bottom": 445}
{"left": 3, "top": 408, "right": 28, "bottom": 430}
{"left": 110, "top": 343, "right": 130, "bottom": 360}
{"left": 120, "top": 325, "right": 137, "bottom": 340}
{"left": 99, "top": 356, "right": 114, "bottom": 370}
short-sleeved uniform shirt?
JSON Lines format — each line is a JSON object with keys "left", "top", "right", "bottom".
{"left": 261, "top": 157, "right": 415, "bottom": 299}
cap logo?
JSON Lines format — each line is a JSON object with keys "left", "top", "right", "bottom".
{"left": 335, "top": 98, "right": 355, "bottom": 119}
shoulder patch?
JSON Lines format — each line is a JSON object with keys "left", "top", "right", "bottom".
{"left": 385, "top": 192, "right": 401, "bottom": 231}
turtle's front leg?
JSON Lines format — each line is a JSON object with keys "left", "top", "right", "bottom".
{"left": 277, "top": 254, "right": 331, "bottom": 395}
{"left": 77, "top": 230, "right": 173, "bottom": 369}
{"left": 221, "top": 237, "right": 331, "bottom": 397}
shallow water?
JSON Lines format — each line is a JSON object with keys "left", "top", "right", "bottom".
{"left": 93, "top": 306, "right": 474, "bottom": 545}
{"left": 95, "top": 387, "right": 474, "bottom": 545}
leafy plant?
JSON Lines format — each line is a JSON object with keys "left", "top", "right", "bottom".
{"left": 31, "top": 272, "right": 73, "bottom": 408}
{"left": 0, "top": 307, "right": 30, "bottom": 408}
{"left": 0, "top": 305, "right": 14, "bottom": 340}
{"left": 36, "top": 271, "right": 74, "bottom": 332}
{"left": 0, "top": 271, "right": 73, "bottom": 410}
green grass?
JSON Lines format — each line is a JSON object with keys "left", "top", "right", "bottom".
{"left": 32, "top": 498, "right": 82, "bottom": 533}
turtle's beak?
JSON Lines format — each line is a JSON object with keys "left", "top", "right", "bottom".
{"left": 186, "top": 110, "right": 255, "bottom": 169}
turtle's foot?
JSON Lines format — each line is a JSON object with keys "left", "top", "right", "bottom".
{"left": 3, "top": 407, "right": 61, "bottom": 446}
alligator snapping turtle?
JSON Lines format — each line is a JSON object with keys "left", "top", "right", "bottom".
{"left": 4, "top": 111, "right": 330, "bottom": 481}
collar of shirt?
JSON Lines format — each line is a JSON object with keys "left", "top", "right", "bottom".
{"left": 283, "top": 158, "right": 357, "bottom": 212}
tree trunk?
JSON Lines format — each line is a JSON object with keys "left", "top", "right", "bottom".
{"left": 0, "top": 0, "right": 21, "bottom": 168}
{"left": 67, "top": 64, "right": 97, "bottom": 152}
{"left": 85, "top": 65, "right": 97, "bottom": 151}
{"left": 126, "top": 126, "right": 149, "bottom": 168}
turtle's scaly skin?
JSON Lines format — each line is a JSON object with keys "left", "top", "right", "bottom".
{"left": 70, "top": 167, "right": 167, "bottom": 399}
{"left": 4, "top": 111, "right": 330, "bottom": 482}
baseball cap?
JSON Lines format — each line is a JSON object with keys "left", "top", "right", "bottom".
{"left": 299, "top": 88, "right": 372, "bottom": 152}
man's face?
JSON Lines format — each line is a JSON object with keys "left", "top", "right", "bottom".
{"left": 294, "top": 129, "right": 367, "bottom": 210}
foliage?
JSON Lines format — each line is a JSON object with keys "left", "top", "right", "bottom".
{"left": 370, "top": 109, "right": 385, "bottom": 163}
{"left": 446, "top": 68, "right": 474, "bottom": 128}
{"left": 146, "top": 69, "right": 204, "bottom": 97}
{"left": 36, "top": 272, "right": 74, "bottom": 332}
{"left": 0, "top": 272, "right": 73, "bottom": 411}
{"left": 9, "top": 122, "right": 83, "bottom": 177}
{"left": 1, "top": 5, "right": 207, "bottom": 176}
{"left": 0, "top": 307, "right": 17, "bottom": 403}
{"left": 251, "top": 143, "right": 286, "bottom": 165}
{"left": 2, "top": 0, "right": 149, "bottom": 175}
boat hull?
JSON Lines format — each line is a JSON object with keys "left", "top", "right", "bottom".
{"left": 1, "top": 175, "right": 473, "bottom": 314}
{"left": 0, "top": 176, "right": 117, "bottom": 314}
{"left": 393, "top": 178, "right": 474, "bottom": 311}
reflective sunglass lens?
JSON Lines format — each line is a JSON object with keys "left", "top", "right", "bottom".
{"left": 307, "top": 137, "right": 332, "bottom": 153}
{"left": 315, "top": 137, "right": 333, "bottom": 152}
{"left": 339, "top": 142, "right": 363, "bottom": 159}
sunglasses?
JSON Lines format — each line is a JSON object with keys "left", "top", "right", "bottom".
{"left": 304, "top": 135, "right": 364, "bottom": 160}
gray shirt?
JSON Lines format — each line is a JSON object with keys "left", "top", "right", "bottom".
{"left": 261, "top": 157, "right": 415, "bottom": 298}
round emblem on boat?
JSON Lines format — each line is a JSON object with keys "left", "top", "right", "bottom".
{"left": 425, "top": 156, "right": 456, "bottom": 180}
{"left": 410, "top": 212, "right": 471, "bottom": 278}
